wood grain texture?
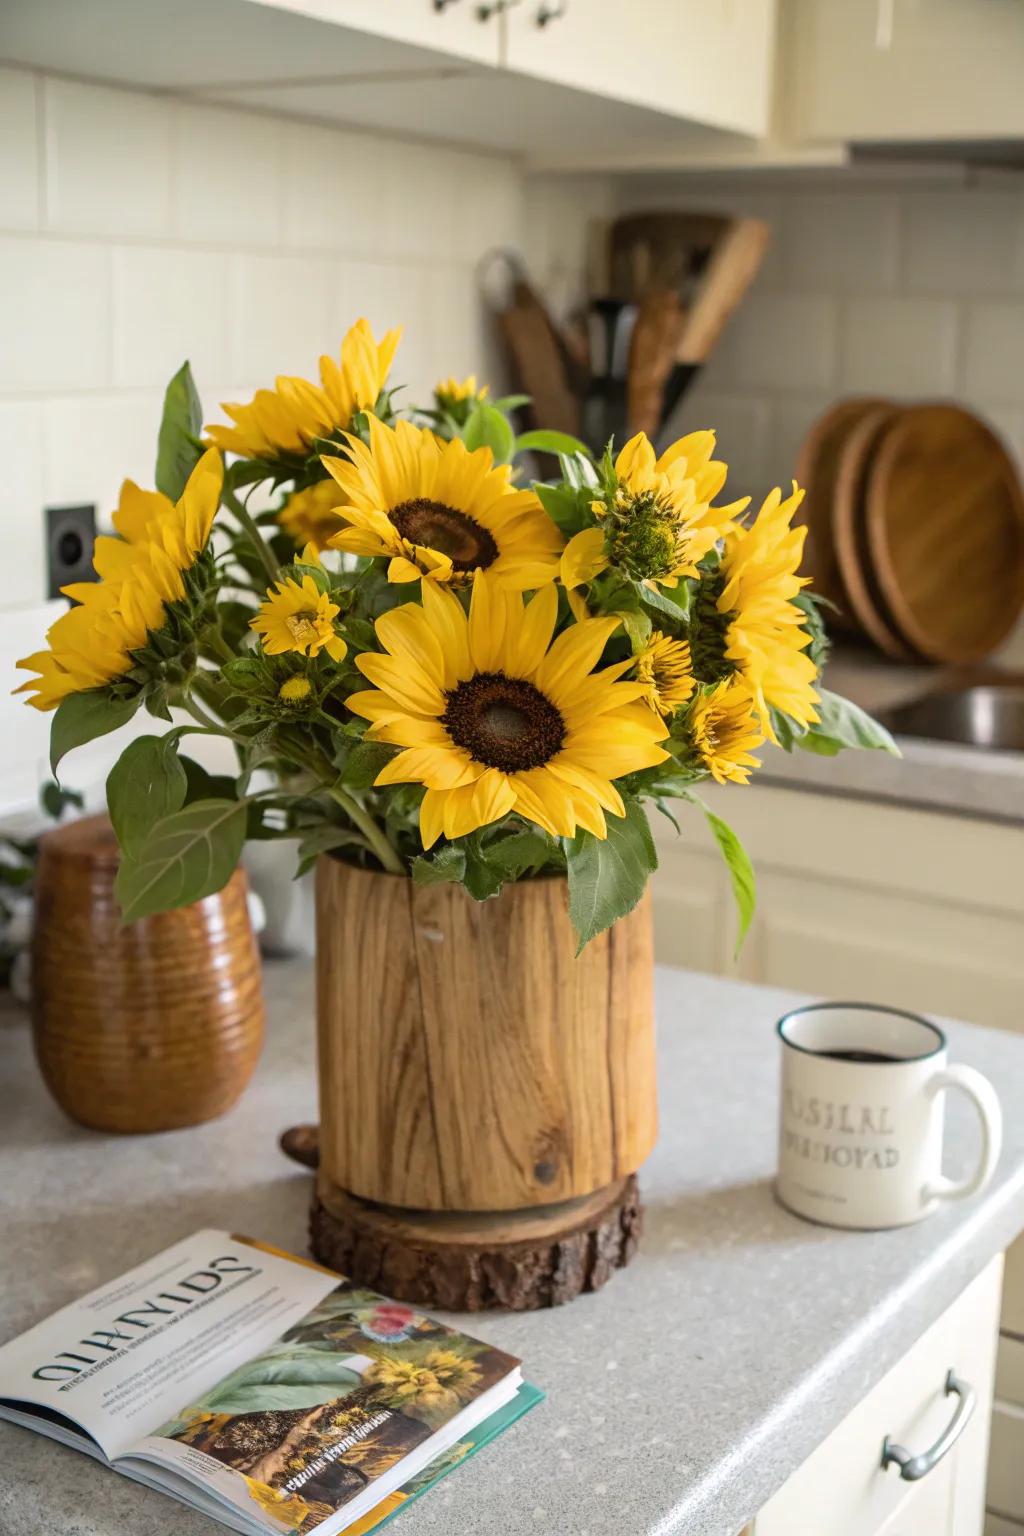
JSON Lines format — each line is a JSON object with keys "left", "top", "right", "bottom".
{"left": 832, "top": 404, "right": 917, "bottom": 659}
{"left": 32, "top": 814, "right": 264, "bottom": 1133}
{"left": 793, "top": 395, "right": 891, "bottom": 618}
{"left": 865, "top": 403, "right": 1024, "bottom": 664}
{"left": 310, "top": 1175, "right": 642, "bottom": 1311}
{"left": 315, "top": 859, "right": 657, "bottom": 1213}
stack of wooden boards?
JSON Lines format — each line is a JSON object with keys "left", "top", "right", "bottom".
{"left": 794, "top": 400, "right": 1024, "bottom": 664}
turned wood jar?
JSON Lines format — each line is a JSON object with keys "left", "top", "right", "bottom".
{"left": 31, "top": 814, "right": 264, "bottom": 1133}
{"left": 310, "top": 857, "right": 657, "bottom": 1309}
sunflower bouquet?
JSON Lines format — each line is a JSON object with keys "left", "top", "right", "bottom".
{"left": 15, "top": 319, "right": 895, "bottom": 949}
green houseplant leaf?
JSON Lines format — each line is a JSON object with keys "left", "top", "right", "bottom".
{"left": 463, "top": 403, "right": 515, "bottom": 465}
{"left": 703, "top": 807, "right": 756, "bottom": 956}
{"left": 799, "top": 689, "right": 900, "bottom": 757}
{"left": 114, "top": 798, "right": 248, "bottom": 922}
{"left": 514, "top": 429, "right": 592, "bottom": 459}
{"left": 155, "top": 361, "right": 203, "bottom": 502}
{"left": 106, "top": 734, "right": 187, "bottom": 857}
{"left": 50, "top": 690, "right": 141, "bottom": 777}
{"left": 565, "top": 795, "right": 657, "bottom": 953}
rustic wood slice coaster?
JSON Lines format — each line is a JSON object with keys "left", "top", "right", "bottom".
{"left": 832, "top": 404, "right": 918, "bottom": 659}
{"left": 309, "top": 1176, "right": 642, "bottom": 1312}
{"left": 794, "top": 396, "right": 891, "bottom": 622}
{"left": 865, "top": 403, "right": 1024, "bottom": 664}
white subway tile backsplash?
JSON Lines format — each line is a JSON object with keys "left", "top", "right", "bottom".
{"left": 0, "top": 237, "right": 110, "bottom": 392}
{"left": 0, "top": 402, "right": 46, "bottom": 600}
{"left": 45, "top": 79, "right": 172, "bottom": 238}
{"left": 43, "top": 393, "right": 164, "bottom": 527}
{"left": 669, "top": 386, "right": 770, "bottom": 501}
{"left": 0, "top": 67, "right": 41, "bottom": 232}
{"left": 282, "top": 120, "right": 382, "bottom": 256}
{"left": 902, "top": 190, "right": 1021, "bottom": 295}
{"left": 229, "top": 252, "right": 335, "bottom": 381}
{"left": 786, "top": 192, "right": 900, "bottom": 293}
{"left": 840, "top": 296, "right": 959, "bottom": 396}
{"left": 732, "top": 293, "right": 838, "bottom": 392}
{"left": 963, "top": 301, "right": 1024, "bottom": 403}
{"left": 112, "top": 245, "right": 231, "bottom": 389}
{"left": 331, "top": 259, "right": 432, "bottom": 403}
{"left": 172, "top": 101, "right": 285, "bottom": 249}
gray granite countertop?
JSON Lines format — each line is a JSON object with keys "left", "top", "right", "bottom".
{"left": 759, "top": 648, "right": 1024, "bottom": 823}
{"left": 4, "top": 959, "right": 1024, "bottom": 1536}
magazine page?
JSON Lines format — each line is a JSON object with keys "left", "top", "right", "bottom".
{"left": 126, "top": 1277, "right": 522, "bottom": 1536}
{"left": 0, "top": 1231, "right": 341, "bottom": 1462}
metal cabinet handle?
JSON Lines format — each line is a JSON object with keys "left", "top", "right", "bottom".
{"left": 476, "top": 0, "right": 523, "bottom": 17}
{"left": 536, "top": 0, "right": 567, "bottom": 22}
{"left": 881, "top": 1370, "right": 976, "bottom": 1482}
{"left": 433, "top": 0, "right": 463, "bottom": 11}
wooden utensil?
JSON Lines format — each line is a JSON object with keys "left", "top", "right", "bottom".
{"left": 627, "top": 289, "right": 685, "bottom": 441}
{"left": 32, "top": 814, "right": 264, "bottom": 1133}
{"left": 794, "top": 396, "right": 891, "bottom": 618}
{"left": 865, "top": 404, "right": 1024, "bottom": 664}
{"left": 833, "top": 404, "right": 918, "bottom": 659}
{"left": 485, "top": 252, "right": 584, "bottom": 438}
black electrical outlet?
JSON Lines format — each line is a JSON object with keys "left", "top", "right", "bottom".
{"left": 46, "top": 504, "right": 97, "bottom": 599}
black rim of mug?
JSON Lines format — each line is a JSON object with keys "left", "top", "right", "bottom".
{"left": 776, "top": 1000, "right": 946, "bottom": 1064}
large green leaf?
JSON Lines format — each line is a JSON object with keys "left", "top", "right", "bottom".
{"left": 114, "top": 798, "right": 248, "bottom": 922}
{"left": 200, "top": 1353, "right": 365, "bottom": 1416}
{"left": 106, "top": 734, "right": 187, "bottom": 857}
{"left": 410, "top": 844, "right": 467, "bottom": 887}
{"left": 295, "top": 825, "right": 366, "bottom": 878}
{"left": 704, "top": 808, "right": 756, "bottom": 955}
{"left": 155, "top": 361, "right": 203, "bottom": 502}
{"left": 565, "top": 796, "right": 657, "bottom": 953}
{"left": 799, "top": 688, "right": 900, "bottom": 758}
{"left": 514, "top": 429, "right": 591, "bottom": 459}
{"left": 339, "top": 740, "right": 396, "bottom": 790}
{"left": 50, "top": 690, "right": 141, "bottom": 776}
{"left": 462, "top": 403, "right": 514, "bottom": 465}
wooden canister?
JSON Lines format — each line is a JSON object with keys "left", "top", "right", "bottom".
{"left": 311, "top": 857, "right": 656, "bottom": 1308}
{"left": 31, "top": 814, "right": 264, "bottom": 1133}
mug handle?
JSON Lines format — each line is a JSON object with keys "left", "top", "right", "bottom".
{"left": 922, "top": 1065, "right": 1003, "bottom": 1205}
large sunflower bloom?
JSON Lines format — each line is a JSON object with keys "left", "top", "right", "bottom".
{"left": 251, "top": 548, "right": 347, "bottom": 662}
{"left": 346, "top": 574, "right": 669, "bottom": 845}
{"left": 278, "top": 479, "right": 344, "bottom": 553}
{"left": 206, "top": 319, "right": 400, "bottom": 460}
{"left": 560, "top": 430, "right": 748, "bottom": 595}
{"left": 15, "top": 451, "right": 223, "bottom": 710}
{"left": 323, "top": 417, "right": 561, "bottom": 590}
{"left": 686, "top": 681, "right": 765, "bottom": 785}
{"left": 716, "top": 482, "right": 819, "bottom": 736}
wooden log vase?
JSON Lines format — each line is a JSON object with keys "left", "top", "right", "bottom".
{"left": 310, "top": 855, "right": 657, "bottom": 1309}
{"left": 32, "top": 814, "right": 264, "bottom": 1133}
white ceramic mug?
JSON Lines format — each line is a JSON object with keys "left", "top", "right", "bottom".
{"left": 775, "top": 1002, "right": 1003, "bottom": 1230}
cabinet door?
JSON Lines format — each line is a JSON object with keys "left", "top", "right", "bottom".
{"left": 784, "top": 0, "right": 1024, "bottom": 142}
{"left": 503, "top": 0, "right": 776, "bottom": 136}
{"left": 255, "top": 0, "right": 504, "bottom": 66}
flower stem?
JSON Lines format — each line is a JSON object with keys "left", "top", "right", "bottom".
{"left": 222, "top": 484, "right": 280, "bottom": 587}
{"left": 326, "top": 784, "right": 404, "bottom": 875}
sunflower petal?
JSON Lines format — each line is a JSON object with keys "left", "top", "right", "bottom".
{"left": 560, "top": 527, "right": 608, "bottom": 589}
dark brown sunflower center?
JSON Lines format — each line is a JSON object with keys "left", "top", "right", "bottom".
{"left": 441, "top": 672, "right": 565, "bottom": 772}
{"left": 389, "top": 498, "right": 498, "bottom": 571}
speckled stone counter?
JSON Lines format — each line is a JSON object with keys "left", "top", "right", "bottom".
{"left": 4, "top": 959, "right": 1024, "bottom": 1536}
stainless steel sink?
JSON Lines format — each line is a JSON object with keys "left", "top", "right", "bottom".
{"left": 879, "top": 685, "right": 1024, "bottom": 753}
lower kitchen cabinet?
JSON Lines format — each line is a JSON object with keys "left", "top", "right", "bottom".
{"left": 751, "top": 1259, "right": 1002, "bottom": 1536}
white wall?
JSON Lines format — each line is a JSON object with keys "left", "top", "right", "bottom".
{"left": 616, "top": 175, "right": 1024, "bottom": 663}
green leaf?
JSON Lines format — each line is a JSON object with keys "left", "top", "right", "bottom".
{"left": 703, "top": 808, "right": 756, "bottom": 956}
{"left": 534, "top": 482, "right": 587, "bottom": 535}
{"left": 463, "top": 403, "right": 514, "bottom": 465}
{"left": 114, "top": 798, "right": 248, "bottom": 923}
{"left": 514, "top": 429, "right": 592, "bottom": 459}
{"left": 640, "top": 581, "right": 691, "bottom": 622}
{"left": 800, "top": 689, "right": 900, "bottom": 758}
{"left": 40, "top": 781, "right": 84, "bottom": 820}
{"left": 410, "top": 844, "right": 467, "bottom": 887}
{"left": 155, "top": 361, "right": 203, "bottom": 502}
{"left": 200, "top": 1353, "right": 364, "bottom": 1416}
{"left": 559, "top": 451, "right": 599, "bottom": 491}
{"left": 295, "top": 825, "right": 366, "bottom": 878}
{"left": 50, "top": 690, "right": 141, "bottom": 776}
{"left": 106, "top": 734, "right": 187, "bottom": 857}
{"left": 180, "top": 756, "right": 239, "bottom": 804}
{"left": 485, "top": 828, "right": 559, "bottom": 877}
{"left": 565, "top": 796, "right": 657, "bottom": 953}
{"left": 619, "top": 607, "right": 652, "bottom": 649}
{"left": 490, "top": 393, "right": 531, "bottom": 412}
{"left": 221, "top": 656, "right": 264, "bottom": 695}
{"left": 462, "top": 846, "right": 505, "bottom": 900}
{"left": 339, "top": 740, "right": 396, "bottom": 791}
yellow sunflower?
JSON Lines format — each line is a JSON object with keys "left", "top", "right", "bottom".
{"left": 323, "top": 417, "right": 562, "bottom": 590}
{"left": 346, "top": 573, "right": 669, "bottom": 845}
{"left": 635, "top": 633, "right": 695, "bottom": 717}
{"left": 716, "top": 482, "right": 819, "bottom": 736}
{"left": 687, "top": 681, "right": 765, "bottom": 785}
{"left": 365, "top": 1349, "right": 483, "bottom": 1412}
{"left": 206, "top": 318, "right": 401, "bottom": 460}
{"left": 277, "top": 479, "right": 343, "bottom": 553}
{"left": 251, "top": 546, "right": 347, "bottom": 662}
{"left": 560, "top": 429, "right": 748, "bottom": 596}
{"left": 15, "top": 452, "right": 223, "bottom": 711}
{"left": 436, "top": 375, "right": 486, "bottom": 404}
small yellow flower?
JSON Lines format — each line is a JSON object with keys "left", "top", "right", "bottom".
{"left": 252, "top": 554, "right": 347, "bottom": 662}
{"left": 435, "top": 375, "right": 488, "bottom": 412}
{"left": 278, "top": 675, "right": 313, "bottom": 703}
{"left": 635, "top": 633, "right": 695, "bottom": 717}
{"left": 278, "top": 480, "right": 344, "bottom": 553}
{"left": 687, "top": 681, "right": 764, "bottom": 785}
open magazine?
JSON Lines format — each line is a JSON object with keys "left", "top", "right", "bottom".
{"left": 0, "top": 1230, "right": 541, "bottom": 1536}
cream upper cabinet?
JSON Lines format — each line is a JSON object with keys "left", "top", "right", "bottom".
{"left": 783, "top": 0, "right": 1024, "bottom": 143}
{"left": 503, "top": 0, "right": 778, "bottom": 136}
{"left": 249, "top": 0, "right": 504, "bottom": 67}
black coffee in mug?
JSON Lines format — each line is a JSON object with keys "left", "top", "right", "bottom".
{"left": 818, "top": 1047, "right": 900, "bottom": 1064}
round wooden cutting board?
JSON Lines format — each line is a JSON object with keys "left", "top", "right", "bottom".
{"left": 794, "top": 396, "right": 891, "bottom": 620}
{"left": 865, "top": 405, "right": 1024, "bottom": 664}
{"left": 832, "top": 404, "right": 917, "bottom": 659}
